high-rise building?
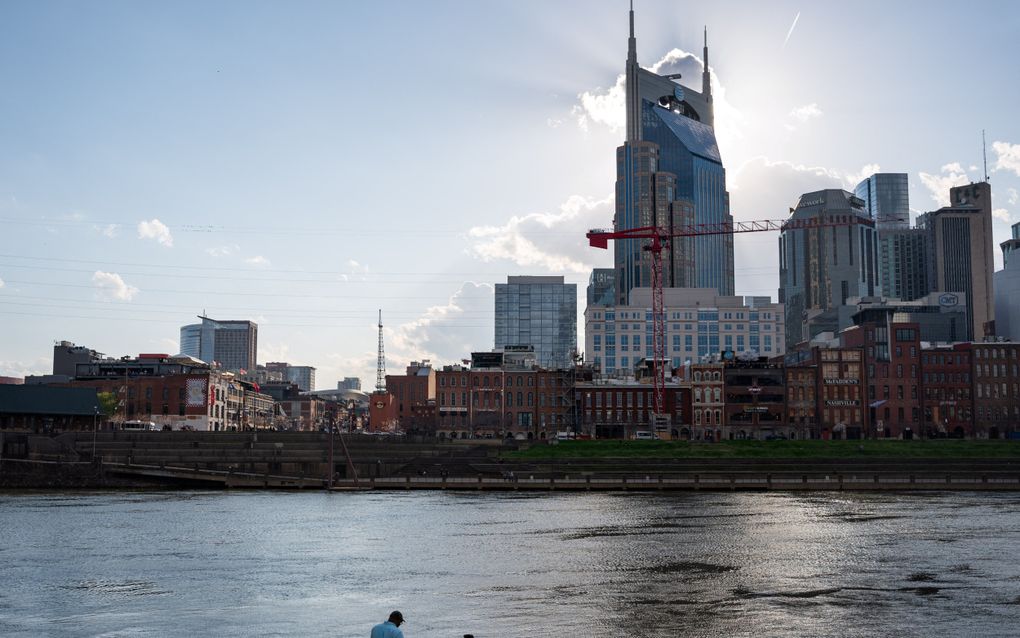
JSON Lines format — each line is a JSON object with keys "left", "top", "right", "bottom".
{"left": 855, "top": 173, "right": 910, "bottom": 231}
{"left": 854, "top": 173, "right": 930, "bottom": 302}
{"left": 778, "top": 190, "right": 879, "bottom": 347}
{"left": 494, "top": 276, "right": 577, "bottom": 370}
{"left": 994, "top": 222, "right": 1020, "bottom": 340}
{"left": 876, "top": 229, "right": 929, "bottom": 301}
{"left": 916, "top": 182, "right": 995, "bottom": 340}
{"left": 178, "top": 315, "right": 258, "bottom": 371}
{"left": 615, "top": 7, "right": 733, "bottom": 305}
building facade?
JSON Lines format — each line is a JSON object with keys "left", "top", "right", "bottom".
{"left": 575, "top": 379, "right": 692, "bottom": 440}
{"left": 855, "top": 173, "right": 910, "bottom": 231}
{"left": 841, "top": 316, "right": 922, "bottom": 439}
{"left": 779, "top": 189, "right": 879, "bottom": 346}
{"left": 916, "top": 182, "right": 995, "bottom": 340}
{"left": 585, "top": 288, "right": 784, "bottom": 375}
{"left": 920, "top": 344, "right": 974, "bottom": 438}
{"left": 615, "top": 7, "right": 733, "bottom": 303}
{"left": 722, "top": 360, "right": 786, "bottom": 440}
{"left": 994, "top": 222, "right": 1020, "bottom": 340}
{"left": 179, "top": 315, "right": 258, "bottom": 371}
{"left": 494, "top": 276, "right": 577, "bottom": 370}
{"left": 876, "top": 229, "right": 929, "bottom": 301}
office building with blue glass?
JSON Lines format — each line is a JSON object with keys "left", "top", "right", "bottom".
{"left": 614, "top": 7, "right": 734, "bottom": 305}
{"left": 494, "top": 276, "right": 577, "bottom": 370}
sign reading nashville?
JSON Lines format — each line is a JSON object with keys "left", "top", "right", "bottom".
{"left": 825, "top": 399, "right": 860, "bottom": 407}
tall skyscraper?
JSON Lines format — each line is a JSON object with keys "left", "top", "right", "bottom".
{"left": 778, "top": 190, "right": 879, "bottom": 346}
{"left": 855, "top": 173, "right": 929, "bottom": 301}
{"left": 876, "top": 229, "right": 929, "bottom": 301}
{"left": 494, "top": 276, "right": 577, "bottom": 370}
{"left": 916, "top": 182, "right": 995, "bottom": 340}
{"left": 179, "top": 315, "right": 258, "bottom": 371}
{"left": 855, "top": 173, "right": 910, "bottom": 230}
{"left": 615, "top": 7, "right": 734, "bottom": 305}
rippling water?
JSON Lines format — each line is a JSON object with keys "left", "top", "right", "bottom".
{"left": 1, "top": 490, "right": 1019, "bottom": 637}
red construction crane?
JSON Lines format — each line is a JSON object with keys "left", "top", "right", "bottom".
{"left": 586, "top": 215, "right": 870, "bottom": 423}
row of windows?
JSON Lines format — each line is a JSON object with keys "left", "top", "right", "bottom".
{"left": 438, "top": 375, "right": 543, "bottom": 388}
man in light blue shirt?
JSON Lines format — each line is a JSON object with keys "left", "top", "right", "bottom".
{"left": 370, "top": 611, "right": 405, "bottom": 638}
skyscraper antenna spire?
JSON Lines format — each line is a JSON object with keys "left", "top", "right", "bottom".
{"left": 702, "top": 26, "right": 712, "bottom": 99}
{"left": 983, "top": 129, "right": 990, "bottom": 182}
{"left": 625, "top": 1, "right": 640, "bottom": 141}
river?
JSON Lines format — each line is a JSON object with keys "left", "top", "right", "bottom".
{"left": 1, "top": 490, "right": 1018, "bottom": 637}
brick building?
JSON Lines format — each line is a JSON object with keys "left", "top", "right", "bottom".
{"left": 968, "top": 342, "right": 1020, "bottom": 439}
{"left": 842, "top": 313, "right": 922, "bottom": 438}
{"left": 384, "top": 361, "right": 436, "bottom": 433}
{"left": 920, "top": 344, "right": 974, "bottom": 438}
{"left": 575, "top": 379, "right": 692, "bottom": 440}
{"left": 688, "top": 363, "right": 724, "bottom": 441}
{"left": 722, "top": 360, "right": 785, "bottom": 439}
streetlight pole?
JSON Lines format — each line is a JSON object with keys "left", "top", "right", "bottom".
{"left": 92, "top": 406, "right": 99, "bottom": 460}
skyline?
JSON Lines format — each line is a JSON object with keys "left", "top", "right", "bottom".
{"left": 2, "top": 1, "right": 1020, "bottom": 388}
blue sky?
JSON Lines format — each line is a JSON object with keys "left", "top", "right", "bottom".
{"left": 2, "top": 1, "right": 1019, "bottom": 387}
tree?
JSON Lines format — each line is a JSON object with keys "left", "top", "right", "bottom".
{"left": 97, "top": 391, "right": 118, "bottom": 418}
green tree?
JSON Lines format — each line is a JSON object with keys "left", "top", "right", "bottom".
{"left": 97, "top": 391, "right": 118, "bottom": 417}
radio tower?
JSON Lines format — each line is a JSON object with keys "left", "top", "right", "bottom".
{"left": 375, "top": 309, "right": 386, "bottom": 393}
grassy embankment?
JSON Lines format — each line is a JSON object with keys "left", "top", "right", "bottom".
{"left": 505, "top": 439, "right": 1020, "bottom": 460}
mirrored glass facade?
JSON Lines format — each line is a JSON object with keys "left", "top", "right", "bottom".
{"left": 495, "top": 276, "right": 577, "bottom": 370}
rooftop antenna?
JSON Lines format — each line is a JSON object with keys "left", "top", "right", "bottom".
{"left": 982, "top": 129, "right": 990, "bottom": 182}
{"left": 375, "top": 309, "right": 386, "bottom": 393}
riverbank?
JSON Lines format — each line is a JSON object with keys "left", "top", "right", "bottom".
{"left": 3, "top": 432, "right": 1019, "bottom": 491}
{"left": 506, "top": 439, "right": 1020, "bottom": 459}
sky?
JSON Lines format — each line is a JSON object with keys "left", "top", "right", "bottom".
{"left": 2, "top": 0, "right": 1020, "bottom": 389}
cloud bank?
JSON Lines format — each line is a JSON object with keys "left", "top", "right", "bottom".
{"left": 467, "top": 194, "right": 613, "bottom": 273}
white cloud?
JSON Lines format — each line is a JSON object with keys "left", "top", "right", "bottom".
{"left": 572, "top": 48, "right": 745, "bottom": 155}
{"left": 0, "top": 356, "right": 50, "bottom": 378}
{"left": 843, "top": 163, "right": 882, "bottom": 190}
{"left": 993, "top": 141, "right": 1020, "bottom": 176}
{"left": 918, "top": 163, "right": 971, "bottom": 207}
{"left": 1008, "top": 188, "right": 1018, "bottom": 206}
{"left": 245, "top": 255, "right": 271, "bottom": 267}
{"left": 206, "top": 244, "right": 240, "bottom": 257}
{"left": 789, "top": 103, "right": 823, "bottom": 122}
{"left": 0, "top": 276, "right": 4, "bottom": 288}
{"left": 260, "top": 342, "right": 291, "bottom": 363}
{"left": 92, "top": 271, "right": 139, "bottom": 301}
{"left": 137, "top": 218, "right": 173, "bottom": 247}
{"left": 728, "top": 156, "right": 847, "bottom": 296}
{"left": 993, "top": 208, "right": 1012, "bottom": 224}
{"left": 467, "top": 193, "right": 614, "bottom": 273}
{"left": 389, "top": 282, "right": 495, "bottom": 365}
{"left": 546, "top": 118, "right": 563, "bottom": 128}
{"left": 98, "top": 223, "right": 120, "bottom": 238}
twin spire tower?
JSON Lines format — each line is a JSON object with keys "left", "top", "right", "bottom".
{"left": 614, "top": 2, "right": 732, "bottom": 305}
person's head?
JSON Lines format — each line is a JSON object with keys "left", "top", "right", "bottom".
{"left": 388, "top": 611, "right": 404, "bottom": 626}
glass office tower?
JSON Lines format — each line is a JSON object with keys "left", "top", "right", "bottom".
{"left": 495, "top": 276, "right": 577, "bottom": 370}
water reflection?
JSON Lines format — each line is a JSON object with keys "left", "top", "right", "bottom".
{"left": 0, "top": 491, "right": 1018, "bottom": 637}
